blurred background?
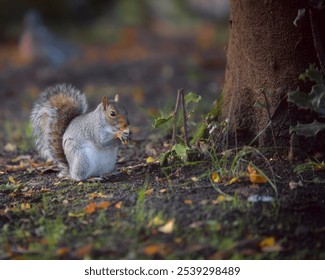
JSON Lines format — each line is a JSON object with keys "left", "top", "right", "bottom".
{"left": 0, "top": 0, "right": 229, "bottom": 150}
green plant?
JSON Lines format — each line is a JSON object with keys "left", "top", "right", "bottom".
{"left": 153, "top": 89, "right": 201, "bottom": 164}
{"left": 288, "top": 64, "right": 325, "bottom": 137}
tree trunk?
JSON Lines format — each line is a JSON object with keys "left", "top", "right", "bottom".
{"left": 220, "top": 0, "right": 324, "bottom": 157}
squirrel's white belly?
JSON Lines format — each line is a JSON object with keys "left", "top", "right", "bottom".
{"left": 84, "top": 144, "right": 118, "bottom": 177}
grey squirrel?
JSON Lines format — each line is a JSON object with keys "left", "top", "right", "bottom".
{"left": 30, "top": 84, "right": 131, "bottom": 181}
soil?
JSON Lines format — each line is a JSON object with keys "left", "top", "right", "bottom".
{"left": 0, "top": 20, "right": 325, "bottom": 260}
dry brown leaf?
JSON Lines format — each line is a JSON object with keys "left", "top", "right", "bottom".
{"left": 158, "top": 219, "right": 175, "bottom": 234}
{"left": 75, "top": 244, "right": 93, "bottom": 258}
{"left": 143, "top": 243, "right": 170, "bottom": 256}
{"left": 56, "top": 247, "right": 70, "bottom": 256}
{"left": 184, "top": 199, "right": 193, "bottom": 205}
{"left": 115, "top": 201, "right": 123, "bottom": 209}
{"left": 97, "top": 201, "right": 111, "bottom": 209}
{"left": 145, "top": 188, "right": 154, "bottom": 196}
{"left": 84, "top": 202, "right": 96, "bottom": 214}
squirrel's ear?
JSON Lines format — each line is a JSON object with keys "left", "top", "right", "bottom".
{"left": 102, "top": 96, "right": 108, "bottom": 111}
{"left": 114, "top": 94, "right": 119, "bottom": 102}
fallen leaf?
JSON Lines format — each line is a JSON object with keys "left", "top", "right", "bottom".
{"left": 145, "top": 188, "right": 154, "bottom": 196}
{"left": 40, "top": 188, "right": 51, "bottom": 193}
{"left": 158, "top": 219, "right": 175, "bottom": 234}
{"left": 142, "top": 243, "right": 172, "bottom": 256}
{"left": 21, "top": 203, "right": 31, "bottom": 210}
{"left": 97, "top": 201, "right": 111, "bottom": 209}
{"left": 250, "top": 173, "right": 267, "bottom": 184}
{"left": 89, "top": 192, "right": 108, "bottom": 199}
{"left": 84, "top": 202, "right": 96, "bottom": 214}
{"left": 248, "top": 164, "right": 267, "bottom": 184}
{"left": 115, "top": 201, "right": 123, "bottom": 209}
{"left": 159, "top": 189, "right": 167, "bottom": 193}
{"left": 143, "top": 244, "right": 165, "bottom": 256}
{"left": 8, "top": 176, "right": 16, "bottom": 184}
{"left": 184, "top": 199, "right": 193, "bottom": 204}
{"left": 212, "top": 195, "right": 225, "bottom": 204}
{"left": 146, "top": 157, "right": 156, "bottom": 163}
{"left": 259, "top": 236, "right": 275, "bottom": 248}
{"left": 56, "top": 247, "right": 70, "bottom": 256}
{"left": 191, "top": 176, "right": 198, "bottom": 182}
{"left": 259, "top": 236, "right": 282, "bottom": 252}
{"left": 75, "top": 244, "right": 93, "bottom": 258}
{"left": 225, "top": 177, "right": 239, "bottom": 185}
{"left": 211, "top": 172, "right": 221, "bottom": 183}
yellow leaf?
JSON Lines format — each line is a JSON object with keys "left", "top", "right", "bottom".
{"left": 56, "top": 247, "right": 70, "bottom": 256}
{"left": 184, "top": 199, "right": 193, "bottom": 204}
{"left": 159, "top": 189, "right": 167, "bottom": 193}
{"left": 89, "top": 192, "right": 107, "bottom": 199}
{"left": 21, "top": 203, "right": 31, "bottom": 210}
{"left": 212, "top": 195, "right": 225, "bottom": 204}
{"left": 247, "top": 164, "right": 256, "bottom": 174}
{"left": 8, "top": 176, "right": 15, "bottom": 184}
{"left": 259, "top": 236, "right": 276, "bottom": 248}
{"left": 211, "top": 172, "right": 221, "bottom": 183}
{"left": 148, "top": 216, "right": 165, "bottom": 227}
{"left": 158, "top": 219, "right": 175, "bottom": 234}
{"left": 84, "top": 202, "right": 96, "bottom": 214}
{"left": 248, "top": 164, "right": 267, "bottom": 184}
{"left": 146, "top": 157, "right": 156, "bottom": 163}
{"left": 143, "top": 244, "right": 165, "bottom": 256}
{"left": 226, "top": 177, "right": 239, "bottom": 185}
{"left": 115, "top": 201, "right": 123, "bottom": 209}
{"left": 249, "top": 173, "right": 267, "bottom": 184}
{"left": 68, "top": 212, "right": 85, "bottom": 218}
{"left": 145, "top": 188, "right": 154, "bottom": 196}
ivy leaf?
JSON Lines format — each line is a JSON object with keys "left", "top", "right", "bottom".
{"left": 299, "top": 64, "right": 324, "bottom": 84}
{"left": 184, "top": 92, "right": 201, "bottom": 105}
{"left": 288, "top": 88, "right": 315, "bottom": 111}
{"left": 290, "top": 120, "right": 325, "bottom": 137}
{"left": 152, "top": 114, "right": 173, "bottom": 128}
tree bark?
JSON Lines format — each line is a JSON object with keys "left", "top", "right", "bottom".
{"left": 220, "top": 0, "right": 324, "bottom": 157}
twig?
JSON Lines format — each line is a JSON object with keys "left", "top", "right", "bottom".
{"left": 261, "top": 89, "right": 278, "bottom": 149}
{"left": 180, "top": 88, "right": 190, "bottom": 147}
{"left": 172, "top": 89, "right": 181, "bottom": 145}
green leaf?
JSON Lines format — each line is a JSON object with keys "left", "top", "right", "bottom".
{"left": 152, "top": 114, "right": 173, "bottom": 128}
{"left": 288, "top": 88, "right": 315, "bottom": 111}
{"left": 185, "top": 92, "right": 201, "bottom": 105}
{"left": 290, "top": 120, "right": 325, "bottom": 137}
{"left": 172, "top": 143, "right": 188, "bottom": 158}
{"left": 299, "top": 64, "right": 324, "bottom": 84}
{"left": 157, "top": 151, "right": 171, "bottom": 165}
{"left": 288, "top": 86, "right": 325, "bottom": 115}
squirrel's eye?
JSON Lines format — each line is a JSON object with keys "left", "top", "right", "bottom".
{"left": 110, "top": 111, "right": 116, "bottom": 117}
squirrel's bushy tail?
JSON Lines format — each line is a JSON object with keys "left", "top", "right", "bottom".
{"left": 31, "top": 84, "right": 88, "bottom": 168}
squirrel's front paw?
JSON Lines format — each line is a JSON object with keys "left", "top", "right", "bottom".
{"left": 115, "top": 128, "right": 132, "bottom": 144}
